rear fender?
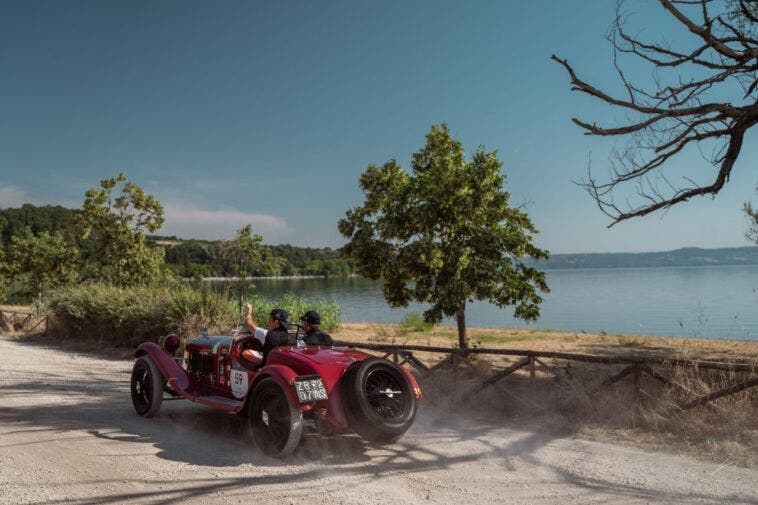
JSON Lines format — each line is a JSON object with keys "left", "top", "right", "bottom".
{"left": 252, "top": 364, "right": 310, "bottom": 412}
{"left": 135, "top": 342, "right": 190, "bottom": 392}
{"left": 318, "top": 359, "right": 421, "bottom": 430}
{"left": 400, "top": 367, "right": 423, "bottom": 400}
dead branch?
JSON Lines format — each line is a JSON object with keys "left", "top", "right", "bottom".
{"left": 554, "top": 0, "right": 758, "bottom": 226}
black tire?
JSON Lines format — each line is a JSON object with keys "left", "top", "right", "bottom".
{"left": 248, "top": 378, "right": 303, "bottom": 457}
{"left": 130, "top": 356, "right": 165, "bottom": 418}
{"left": 342, "top": 357, "right": 417, "bottom": 444}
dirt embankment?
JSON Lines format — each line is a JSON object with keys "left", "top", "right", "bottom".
{"left": 1, "top": 333, "right": 757, "bottom": 505}
{"left": 333, "top": 323, "right": 758, "bottom": 467}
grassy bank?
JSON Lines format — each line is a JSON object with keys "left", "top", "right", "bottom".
{"left": 334, "top": 322, "right": 758, "bottom": 468}
{"left": 332, "top": 322, "right": 758, "bottom": 361}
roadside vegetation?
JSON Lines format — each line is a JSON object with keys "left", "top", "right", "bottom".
{"left": 398, "top": 312, "right": 434, "bottom": 334}
{"left": 47, "top": 284, "right": 340, "bottom": 346}
{"left": 334, "top": 322, "right": 758, "bottom": 467}
{"left": 0, "top": 173, "right": 342, "bottom": 346}
{"left": 0, "top": 204, "right": 353, "bottom": 299}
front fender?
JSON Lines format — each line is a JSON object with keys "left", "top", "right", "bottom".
{"left": 135, "top": 342, "right": 189, "bottom": 392}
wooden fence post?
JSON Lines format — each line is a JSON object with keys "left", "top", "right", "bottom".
{"left": 633, "top": 363, "right": 641, "bottom": 411}
{"left": 451, "top": 352, "right": 458, "bottom": 384}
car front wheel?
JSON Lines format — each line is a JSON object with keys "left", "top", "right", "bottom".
{"left": 249, "top": 378, "right": 303, "bottom": 457}
{"left": 130, "top": 356, "right": 165, "bottom": 417}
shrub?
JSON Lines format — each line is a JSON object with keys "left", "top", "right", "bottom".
{"left": 47, "top": 284, "right": 342, "bottom": 346}
{"left": 399, "top": 312, "right": 433, "bottom": 333}
{"left": 47, "top": 283, "right": 235, "bottom": 346}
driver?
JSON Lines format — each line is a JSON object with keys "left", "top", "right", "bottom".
{"left": 244, "top": 303, "right": 296, "bottom": 358}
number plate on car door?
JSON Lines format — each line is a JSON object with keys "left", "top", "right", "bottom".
{"left": 294, "top": 375, "right": 328, "bottom": 402}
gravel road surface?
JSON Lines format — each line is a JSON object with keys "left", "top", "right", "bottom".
{"left": 1, "top": 336, "right": 756, "bottom": 504}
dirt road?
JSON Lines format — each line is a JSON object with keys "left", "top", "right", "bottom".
{"left": 1, "top": 336, "right": 756, "bottom": 505}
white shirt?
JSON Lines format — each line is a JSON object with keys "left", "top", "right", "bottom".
{"left": 253, "top": 327, "right": 267, "bottom": 346}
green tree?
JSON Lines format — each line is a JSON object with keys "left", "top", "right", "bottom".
{"left": 226, "top": 225, "right": 266, "bottom": 278}
{"left": 0, "top": 204, "right": 78, "bottom": 247}
{"left": 0, "top": 247, "right": 8, "bottom": 302}
{"left": 217, "top": 224, "right": 284, "bottom": 303}
{"left": 339, "top": 124, "right": 549, "bottom": 348}
{"left": 214, "top": 225, "right": 284, "bottom": 277}
{"left": 7, "top": 228, "right": 80, "bottom": 302}
{"left": 77, "top": 173, "right": 165, "bottom": 286}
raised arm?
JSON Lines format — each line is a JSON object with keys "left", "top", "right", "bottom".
{"left": 244, "top": 302, "right": 259, "bottom": 333}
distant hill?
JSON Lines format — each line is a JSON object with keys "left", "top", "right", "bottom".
{"left": 4, "top": 204, "right": 757, "bottom": 272}
{"left": 531, "top": 247, "right": 758, "bottom": 270}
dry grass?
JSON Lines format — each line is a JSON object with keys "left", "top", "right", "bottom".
{"left": 335, "top": 322, "right": 758, "bottom": 468}
{"left": 334, "top": 322, "right": 758, "bottom": 361}
{"left": 0, "top": 304, "right": 36, "bottom": 313}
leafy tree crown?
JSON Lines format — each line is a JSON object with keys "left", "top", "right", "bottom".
{"left": 339, "top": 124, "right": 549, "bottom": 327}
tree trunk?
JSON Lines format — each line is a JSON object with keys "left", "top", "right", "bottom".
{"left": 456, "top": 306, "right": 467, "bottom": 350}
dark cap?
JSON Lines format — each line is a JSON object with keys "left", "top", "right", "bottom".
{"left": 269, "top": 308, "right": 290, "bottom": 330}
{"left": 299, "top": 310, "right": 321, "bottom": 325}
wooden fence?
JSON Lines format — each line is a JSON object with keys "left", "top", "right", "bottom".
{"left": 0, "top": 310, "right": 47, "bottom": 333}
{"left": 337, "top": 341, "right": 758, "bottom": 413}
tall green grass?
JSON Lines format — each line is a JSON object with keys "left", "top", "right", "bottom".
{"left": 242, "top": 292, "right": 342, "bottom": 333}
{"left": 48, "top": 283, "right": 235, "bottom": 346}
{"left": 48, "top": 284, "right": 341, "bottom": 346}
{"left": 398, "top": 311, "right": 433, "bottom": 333}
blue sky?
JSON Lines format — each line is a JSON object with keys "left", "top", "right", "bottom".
{"left": 1, "top": 0, "right": 756, "bottom": 253}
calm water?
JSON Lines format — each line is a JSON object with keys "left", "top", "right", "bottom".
{"left": 240, "top": 265, "right": 758, "bottom": 340}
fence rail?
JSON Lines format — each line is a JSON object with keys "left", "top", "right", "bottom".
{"left": 0, "top": 310, "right": 47, "bottom": 333}
{"left": 336, "top": 340, "right": 758, "bottom": 413}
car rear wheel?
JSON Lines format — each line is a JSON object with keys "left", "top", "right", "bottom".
{"left": 249, "top": 378, "right": 303, "bottom": 457}
{"left": 342, "top": 358, "right": 417, "bottom": 444}
{"left": 131, "top": 356, "right": 165, "bottom": 417}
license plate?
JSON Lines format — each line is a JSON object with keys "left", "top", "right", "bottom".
{"left": 294, "top": 375, "right": 328, "bottom": 402}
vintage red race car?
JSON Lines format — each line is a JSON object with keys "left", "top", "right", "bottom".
{"left": 130, "top": 329, "right": 421, "bottom": 456}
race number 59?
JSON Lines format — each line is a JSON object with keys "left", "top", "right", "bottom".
{"left": 230, "top": 369, "right": 248, "bottom": 399}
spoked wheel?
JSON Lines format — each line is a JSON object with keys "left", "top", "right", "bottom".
{"left": 130, "top": 356, "right": 165, "bottom": 417}
{"left": 249, "top": 378, "right": 303, "bottom": 457}
{"left": 342, "top": 358, "right": 417, "bottom": 444}
{"left": 365, "top": 368, "right": 407, "bottom": 419}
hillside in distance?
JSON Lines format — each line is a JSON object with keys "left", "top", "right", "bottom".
{"left": 533, "top": 246, "right": 758, "bottom": 270}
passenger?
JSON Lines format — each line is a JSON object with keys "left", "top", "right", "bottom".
{"left": 299, "top": 310, "right": 334, "bottom": 346}
{"left": 244, "top": 303, "right": 296, "bottom": 357}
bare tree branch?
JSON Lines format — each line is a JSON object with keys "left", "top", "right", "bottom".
{"left": 554, "top": 0, "right": 758, "bottom": 226}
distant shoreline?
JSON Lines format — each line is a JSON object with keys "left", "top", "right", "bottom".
{"left": 194, "top": 264, "right": 758, "bottom": 282}
{"left": 529, "top": 245, "right": 758, "bottom": 270}
{"left": 200, "top": 275, "right": 327, "bottom": 281}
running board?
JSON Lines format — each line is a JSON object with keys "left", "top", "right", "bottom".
{"left": 194, "top": 394, "right": 244, "bottom": 413}
{"left": 166, "top": 377, "right": 245, "bottom": 414}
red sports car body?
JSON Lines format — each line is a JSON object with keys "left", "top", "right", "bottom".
{"left": 131, "top": 332, "right": 421, "bottom": 456}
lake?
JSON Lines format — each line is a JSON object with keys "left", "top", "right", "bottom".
{"left": 239, "top": 265, "right": 758, "bottom": 341}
